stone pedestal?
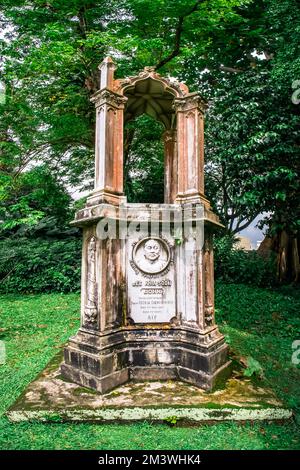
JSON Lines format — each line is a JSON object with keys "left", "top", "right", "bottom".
{"left": 9, "top": 352, "right": 291, "bottom": 424}
{"left": 61, "top": 204, "right": 231, "bottom": 393}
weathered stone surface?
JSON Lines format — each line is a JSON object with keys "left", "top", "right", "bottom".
{"left": 127, "top": 234, "right": 175, "bottom": 324}
{"left": 7, "top": 353, "right": 291, "bottom": 424}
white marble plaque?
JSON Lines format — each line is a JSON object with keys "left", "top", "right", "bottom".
{"left": 127, "top": 237, "right": 176, "bottom": 323}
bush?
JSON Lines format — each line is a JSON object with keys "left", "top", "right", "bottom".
{"left": 0, "top": 237, "right": 81, "bottom": 294}
{"left": 0, "top": 234, "right": 277, "bottom": 294}
{"left": 214, "top": 235, "right": 277, "bottom": 287}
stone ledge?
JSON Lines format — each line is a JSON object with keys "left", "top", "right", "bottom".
{"left": 8, "top": 407, "right": 292, "bottom": 424}
{"left": 6, "top": 352, "right": 292, "bottom": 424}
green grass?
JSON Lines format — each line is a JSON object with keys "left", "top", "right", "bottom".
{"left": 0, "top": 284, "right": 300, "bottom": 450}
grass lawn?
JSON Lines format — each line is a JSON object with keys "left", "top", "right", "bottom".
{"left": 0, "top": 283, "right": 299, "bottom": 450}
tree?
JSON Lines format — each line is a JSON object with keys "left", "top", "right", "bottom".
{"left": 124, "top": 115, "right": 165, "bottom": 203}
{"left": 0, "top": 0, "right": 249, "bottom": 233}
{"left": 1, "top": 0, "right": 299, "bottom": 281}
{"left": 0, "top": 0, "right": 250, "bottom": 185}
{"left": 0, "top": 165, "right": 73, "bottom": 237}
{"left": 199, "top": 0, "right": 300, "bottom": 281}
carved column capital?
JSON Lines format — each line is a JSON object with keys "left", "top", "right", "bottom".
{"left": 91, "top": 88, "right": 128, "bottom": 110}
{"left": 173, "top": 93, "right": 207, "bottom": 113}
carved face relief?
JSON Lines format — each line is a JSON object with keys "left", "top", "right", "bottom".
{"left": 133, "top": 238, "right": 170, "bottom": 274}
{"left": 144, "top": 239, "right": 161, "bottom": 261}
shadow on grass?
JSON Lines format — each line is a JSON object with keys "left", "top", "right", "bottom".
{"left": 215, "top": 283, "right": 300, "bottom": 415}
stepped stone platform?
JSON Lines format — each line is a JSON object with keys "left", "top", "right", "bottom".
{"left": 7, "top": 353, "right": 292, "bottom": 424}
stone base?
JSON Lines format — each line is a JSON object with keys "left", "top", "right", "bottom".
{"left": 86, "top": 190, "right": 126, "bottom": 207}
{"left": 60, "top": 326, "right": 232, "bottom": 394}
{"left": 7, "top": 352, "right": 292, "bottom": 424}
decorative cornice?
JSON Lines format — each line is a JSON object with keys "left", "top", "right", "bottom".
{"left": 173, "top": 93, "right": 207, "bottom": 113}
{"left": 114, "top": 66, "right": 189, "bottom": 98}
{"left": 91, "top": 88, "right": 128, "bottom": 109}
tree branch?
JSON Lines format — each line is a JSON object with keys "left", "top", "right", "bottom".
{"left": 155, "top": 0, "right": 203, "bottom": 70}
{"left": 233, "top": 214, "right": 260, "bottom": 234}
{"left": 219, "top": 65, "right": 244, "bottom": 73}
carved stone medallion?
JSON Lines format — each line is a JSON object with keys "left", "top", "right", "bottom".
{"left": 132, "top": 237, "right": 170, "bottom": 275}
{"left": 127, "top": 236, "right": 175, "bottom": 324}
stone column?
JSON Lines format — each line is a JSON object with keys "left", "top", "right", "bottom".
{"left": 174, "top": 93, "right": 206, "bottom": 204}
{"left": 163, "top": 130, "right": 177, "bottom": 204}
{"left": 82, "top": 235, "right": 98, "bottom": 328}
{"left": 81, "top": 231, "right": 125, "bottom": 334}
{"left": 87, "top": 58, "right": 127, "bottom": 206}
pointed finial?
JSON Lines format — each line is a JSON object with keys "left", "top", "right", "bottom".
{"left": 144, "top": 66, "right": 156, "bottom": 73}
{"left": 102, "top": 56, "right": 114, "bottom": 64}
{"left": 98, "top": 57, "right": 116, "bottom": 90}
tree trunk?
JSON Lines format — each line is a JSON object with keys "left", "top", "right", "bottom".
{"left": 258, "top": 230, "right": 300, "bottom": 283}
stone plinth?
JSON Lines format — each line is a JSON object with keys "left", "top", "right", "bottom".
{"left": 8, "top": 353, "right": 292, "bottom": 424}
{"left": 60, "top": 203, "right": 231, "bottom": 393}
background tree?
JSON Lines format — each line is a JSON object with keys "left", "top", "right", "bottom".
{"left": 196, "top": 0, "right": 300, "bottom": 281}
{"left": 0, "top": 0, "right": 299, "bottom": 282}
{"left": 0, "top": 0, "right": 248, "bottom": 191}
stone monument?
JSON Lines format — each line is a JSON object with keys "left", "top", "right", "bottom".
{"left": 60, "top": 57, "right": 231, "bottom": 393}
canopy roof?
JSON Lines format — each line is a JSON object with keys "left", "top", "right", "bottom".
{"left": 115, "top": 66, "right": 189, "bottom": 129}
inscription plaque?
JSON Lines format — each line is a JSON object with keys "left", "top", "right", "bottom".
{"left": 127, "top": 237, "right": 176, "bottom": 323}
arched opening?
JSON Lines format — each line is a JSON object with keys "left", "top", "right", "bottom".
{"left": 124, "top": 114, "right": 165, "bottom": 203}
{"left": 89, "top": 60, "right": 205, "bottom": 207}
{"left": 122, "top": 77, "right": 177, "bottom": 203}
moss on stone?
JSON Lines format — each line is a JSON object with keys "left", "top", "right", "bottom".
{"left": 73, "top": 387, "right": 98, "bottom": 396}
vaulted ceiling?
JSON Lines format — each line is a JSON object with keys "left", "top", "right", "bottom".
{"left": 123, "top": 78, "right": 176, "bottom": 129}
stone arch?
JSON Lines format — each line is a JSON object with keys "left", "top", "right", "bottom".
{"left": 115, "top": 67, "right": 189, "bottom": 130}
{"left": 88, "top": 57, "right": 207, "bottom": 207}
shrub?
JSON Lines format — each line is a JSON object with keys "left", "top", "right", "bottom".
{"left": 214, "top": 235, "right": 277, "bottom": 287}
{"left": 0, "top": 234, "right": 277, "bottom": 294}
{"left": 0, "top": 237, "right": 81, "bottom": 294}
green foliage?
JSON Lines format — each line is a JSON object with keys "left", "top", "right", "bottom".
{"left": 0, "top": 0, "right": 255, "bottom": 226}
{"left": 215, "top": 282, "right": 300, "bottom": 416}
{"left": 203, "top": 61, "right": 300, "bottom": 235}
{"left": 183, "top": 0, "right": 300, "bottom": 237}
{"left": 214, "top": 235, "right": 277, "bottom": 287}
{"left": 0, "top": 233, "right": 278, "bottom": 293}
{"left": 0, "top": 0, "right": 245, "bottom": 192}
{"left": 164, "top": 415, "right": 181, "bottom": 426}
{"left": 1, "top": 0, "right": 299, "bottom": 252}
{"left": 0, "top": 237, "right": 81, "bottom": 293}
{"left": 124, "top": 115, "right": 165, "bottom": 203}
{"left": 243, "top": 356, "right": 264, "bottom": 378}
{"left": 0, "top": 165, "right": 73, "bottom": 236}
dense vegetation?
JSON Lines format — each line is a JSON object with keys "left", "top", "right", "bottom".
{"left": 0, "top": 234, "right": 279, "bottom": 293}
{"left": 0, "top": 283, "right": 299, "bottom": 449}
{"left": 0, "top": 0, "right": 299, "bottom": 285}
{"left": 214, "top": 235, "right": 276, "bottom": 286}
{"left": 0, "top": 237, "right": 81, "bottom": 293}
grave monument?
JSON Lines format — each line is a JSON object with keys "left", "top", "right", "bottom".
{"left": 60, "top": 58, "right": 231, "bottom": 393}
